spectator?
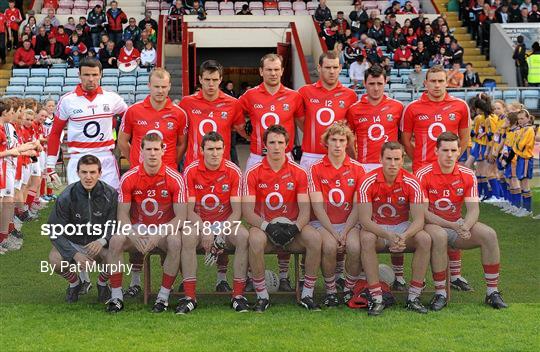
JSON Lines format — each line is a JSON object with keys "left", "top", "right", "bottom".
{"left": 139, "top": 11, "right": 158, "bottom": 32}
{"left": 431, "top": 46, "right": 451, "bottom": 68}
{"left": 52, "top": 25, "right": 69, "bottom": 47}
{"left": 393, "top": 41, "right": 413, "bottom": 68}
{"left": 520, "top": 0, "right": 533, "bottom": 12}
{"left": 529, "top": 4, "right": 540, "bottom": 22}
{"left": 186, "top": 0, "right": 206, "bottom": 20}
{"left": 314, "top": 0, "right": 332, "bottom": 23}
{"left": 405, "top": 26, "right": 418, "bottom": 47}
{"left": 408, "top": 63, "right": 425, "bottom": 89}
{"left": 349, "top": 55, "right": 369, "bottom": 89}
{"left": 38, "top": 7, "right": 60, "bottom": 28}
{"left": 18, "top": 25, "right": 33, "bottom": 45}
{"left": 519, "top": 8, "right": 530, "bottom": 22}
{"left": 98, "top": 40, "right": 118, "bottom": 68}
{"left": 19, "top": 13, "right": 36, "bottom": 36}
{"left": 463, "top": 62, "right": 481, "bottom": 87}
{"left": 496, "top": 4, "right": 510, "bottom": 23}
{"left": 384, "top": 1, "right": 401, "bottom": 15}
{"left": 68, "top": 32, "right": 82, "bottom": 47}
{"left": 513, "top": 35, "right": 528, "bottom": 86}
{"left": 32, "top": 26, "right": 49, "bottom": 54}
{"left": 0, "top": 10, "right": 6, "bottom": 64}
{"left": 321, "top": 19, "right": 338, "bottom": 50}
{"left": 144, "top": 22, "right": 157, "bottom": 44}
{"left": 87, "top": 4, "right": 107, "bottom": 48}
{"left": 40, "top": 34, "right": 64, "bottom": 66}
{"left": 123, "top": 18, "right": 141, "bottom": 43}
{"left": 237, "top": 4, "right": 252, "bottom": 15}
{"left": 362, "top": 38, "right": 383, "bottom": 64}
{"left": 139, "top": 41, "right": 156, "bottom": 69}
{"left": 117, "top": 38, "right": 140, "bottom": 68}
{"left": 412, "top": 40, "right": 430, "bottom": 67}
{"left": 78, "top": 16, "right": 91, "bottom": 34}
{"left": 384, "top": 14, "right": 400, "bottom": 39}
{"left": 40, "top": 17, "right": 53, "bottom": 34}
{"left": 527, "top": 41, "right": 540, "bottom": 86}
{"left": 64, "top": 17, "right": 76, "bottom": 35}
{"left": 335, "top": 11, "right": 349, "bottom": 32}
{"left": 331, "top": 41, "right": 346, "bottom": 67}
{"left": 42, "top": 0, "right": 58, "bottom": 9}
{"left": 106, "top": 1, "right": 128, "bottom": 45}
{"left": 222, "top": 80, "right": 237, "bottom": 97}
{"left": 66, "top": 44, "right": 84, "bottom": 68}
{"left": 349, "top": 2, "right": 368, "bottom": 38}
{"left": 509, "top": 1, "right": 521, "bottom": 23}
{"left": 400, "top": 1, "right": 417, "bottom": 14}
{"left": 344, "top": 37, "right": 361, "bottom": 65}
{"left": 5, "top": 0, "right": 22, "bottom": 50}
{"left": 428, "top": 33, "right": 442, "bottom": 56}
{"left": 380, "top": 56, "right": 392, "bottom": 76}
{"left": 75, "top": 24, "right": 93, "bottom": 51}
{"left": 367, "top": 18, "right": 385, "bottom": 46}
{"left": 449, "top": 40, "right": 464, "bottom": 65}
{"left": 14, "top": 39, "right": 36, "bottom": 67}
{"left": 411, "top": 10, "right": 425, "bottom": 31}
{"left": 136, "top": 30, "right": 151, "bottom": 51}
{"left": 98, "top": 33, "right": 110, "bottom": 51}
{"left": 387, "top": 27, "right": 405, "bottom": 53}
{"left": 480, "top": 9, "right": 496, "bottom": 55}
{"left": 447, "top": 62, "right": 464, "bottom": 88}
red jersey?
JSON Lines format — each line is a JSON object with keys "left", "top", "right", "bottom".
{"left": 239, "top": 83, "right": 304, "bottom": 155}
{"left": 298, "top": 81, "right": 357, "bottom": 154}
{"left": 358, "top": 168, "right": 424, "bottom": 225}
{"left": 179, "top": 90, "right": 244, "bottom": 166}
{"left": 400, "top": 92, "right": 470, "bottom": 172}
{"left": 308, "top": 155, "right": 365, "bottom": 224}
{"left": 4, "top": 8, "right": 21, "bottom": 31}
{"left": 0, "top": 13, "right": 7, "bottom": 34}
{"left": 119, "top": 164, "right": 186, "bottom": 225}
{"left": 183, "top": 159, "right": 242, "bottom": 222}
{"left": 347, "top": 94, "right": 404, "bottom": 163}
{"left": 243, "top": 157, "right": 308, "bottom": 221}
{"left": 118, "top": 47, "right": 140, "bottom": 64}
{"left": 120, "top": 96, "right": 187, "bottom": 168}
{"left": 416, "top": 162, "right": 478, "bottom": 222}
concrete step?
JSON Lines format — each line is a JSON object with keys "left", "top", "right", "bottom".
{"left": 475, "top": 67, "right": 498, "bottom": 75}
{"left": 480, "top": 75, "right": 505, "bottom": 83}
{"left": 468, "top": 60, "right": 491, "bottom": 68}
{"left": 460, "top": 41, "right": 479, "bottom": 48}
{"left": 0, "top": 70, "right": 11, "bottom": 78}
{"left": 463, "top": 54, "right": 490, "bottom": 61}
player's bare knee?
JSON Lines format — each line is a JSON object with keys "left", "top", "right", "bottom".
{"left": 322, "top": 237, "right": 338, "bottom": 257}
{"left": 248, "top": 228, "right": 267, "bottom": 252}
{"left": 109, "top": 235, "right": 126, "bottom": 254}
{"left": 233, "top": 226, "right": 249, "bottom": 248}
{"left": 414, "top": 231, "right": 432, "bottom": 251}
{"left": 303, "top": 227, "right": 322, "bottom": 250}
{"left": 48, "top": 248, "right": 63, "bottom": 270}
{"left": 182, "top": 231, "right": 199, "bottom": 250}
{"left": 360, "top": 231, "right": 377, "bottom": 250}
{"left": 166, "top": 234, "right": 182, "bottom": 254}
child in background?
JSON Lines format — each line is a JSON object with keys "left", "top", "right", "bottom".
{"left": 512, "top": 109, "right": 535, "bottom": 217}
{"left": 500, "top": 111, "right": 521, "bottom": 215}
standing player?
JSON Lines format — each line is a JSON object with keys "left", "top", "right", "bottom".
{"left": 181, "top": 132, "right": 250, "bottom": 313}
{"left": 240, "top": 54, "right": 304, "bottom": 290}
{"left": 298, "top": 51, "right": 357, "bottom": 170}
{"left": 107, "top": 133, "right": 187, "bottom": 313}
{"left": 240, "top": 54, "right": 304, "bottom": 171}
{"left": 243, "top": 125, "right": 322, "bottom": 312}
{"left": 346, "top": 65, "right": 406, "bottom": 290}
{"left": 118, "top": 68, "right": 188, "bottom": 169}
{"left": 418, "top": 132, "right": 507, "bottom": 309}
{"left": 307, "top": 122, "right": 365, "bottom": 307}
{"left": 354, "top": 142, "right": 431, "bottom": 316}
{"left": 400, "top": 65, "right": 471, "bottom": 291}
{"left": 179, "top": 60, "right": 247, "bottom": 167}
{"left": 512, "top": 109, "right": 535, "bottom": 217}
{"left": 47, "top": 58, "right": 128, "bottom": 190}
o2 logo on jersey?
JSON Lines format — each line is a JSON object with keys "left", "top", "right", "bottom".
{"left": 199, "top": 119, "right": 218, "bottom": 136}
{"left": 83, "top": 121, "right": 105, "bottom": 141}
{"left": 316, "top": 107, "right": 335, "bottom": 127}
{"left": 201, "top": 194, "right": 220, "bottom": 211}
{"left": 376, "top": 204, "right": 397, "bottom": 218}
{"left": 434, "top": 198, "right": 456, "bottom": 213}
{"left": 261, "top": 112, "right": 280, "bottom": 129}
{"left": 265, "top": 192, "right": 284, "bottom": 211}
{"left": 328, "top": 188, "right": 351, "bottom": 210}
{"left": 368, "top": 124, "right": 387, "bottom": 142}
{"left": 428, "top": 122, "right": 446, "bottom": 141}
{"left": 141, "top": 198, "right": 164, "bottom": 219}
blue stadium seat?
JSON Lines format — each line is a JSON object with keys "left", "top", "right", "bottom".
{"left": 44, "top": 86, "right": 63, "bottom": 95}
{"left": 12, "top": 68, "right": 30, "bottom": 77}
{"left": 47, "top": 77, "right": 64, "bottom": 86}
{"left": 135, "top": 93, "right": 147, "bottom": 101}
{"left": 119, "top": 76, "right": 137, "bottom": 85}
{"left": 101, "top": 77, "right": 119, "bottom": 86}
{"left": 62, "top": 86, "right": 74, "bottom": 94}
{"left": 31, "top": 68, "right": 49, "bottom": 77}
{"left": 52, "top": 63, "right": 68, "bottom": 68}
{"left": 136, "top": 85, "right": 150, "bottom": 94}
{"left": 490, "top": 90, "right": 503, "bottom": 99}
{"left": 25, "top": 94, "right": 41, "bottom": 100}
{"left": 398, "top": 68, "right": 413, "bottom": 76}
{"left": 503, "top": 89, "right": 519, "bottom": 102}
{"left": 66, "top": 68, "right": 79, "bottom": 77}
{"left": 137, "top": 75, "right": 149, "bottom": 85}
{"left": 49, "top": 68, "right": 66, "bottom": 77}
{"left": 465, "top": 90, "right": 481, "bottom": 101}
{"left": 136, "top": 68, "right": 150, "bottom": 76}
{"left": 401, "top": 75, "right": 409, "bottom": 83}
{"left": 9, "top": 77, "right": 27, "bottom": 86}
{"left": 42, "top": 94, "right": 59, "bottom": 102}
{"left": 393, "top": 91, "right": 412, "bottom": 101}
{"left": 64, "top": 77, "right": 80, "bottom": 85}
{"left": 28, "top": 77, "right": 46, "bottom": 86}
{"left": 389, "top": 75, "right": 401, "bottom": 83}
{"left": 102, "top": 85, "right": 118, "bottom": 92}
{"left": 5, "top": 85, "right": 25, "bottom": 94}
{"left": 119, "top": 69, "right": 137, "bottom": 77}
{"left": 522, "top": 89, "right": 539, "bottom": 109}
{"left": 120, "top": 94, "right": 134, "bottom": 104}
{"left": 391, "top": 83, "right": 407, "bottom": 89}
{"left": 118, "top": 85, "right": 136, "bottom": 94}
{"left": 25, "top": 86, "right": 44, "bottom": 94}
{"left": 103, "top": 68, "right": 119, "bottom": 77}
{"left": 451, "top": 91, "right": 466, "bottom": 100}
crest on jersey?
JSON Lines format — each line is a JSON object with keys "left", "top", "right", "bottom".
{"left": 161, "top": 190, "right": 169, "bottom": 198}
{"left": 167, "top": 122, "right": 174, "bottom": 130}
{"left": 347, "top": 178, "right": 354, "bottom": 186}
{"left": 103, "top": 104, "right": 110, "bottom": 112}
{"left": 449, "top": 113, "right": 456, "bottom": 121}
{"left": 222, "top": 184, "right": 229, "bottom": 192}
{"left": 339, "top": 100, "right": 345, "bottom": 108}
{"left": 283, "top": 104, "right": 290, "bottom": 111}
{"left": 221, "top": 112, "right": 228, "bottom": 119}
{"left": 398, "top": 196, "right": 406, "bottom": 204}
{"left": 386, "top": 114, "right": 393, "bottom": 121}
{"left": 456, "top": 188, "right": 464, "bottom": 196}
{"left": 287, "top": 182, "right": 294, "bottom": 190}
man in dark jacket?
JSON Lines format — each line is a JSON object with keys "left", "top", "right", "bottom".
{"left": 349, "top": 2, "right": 368, "bottom": 37}
{"left": 138, "top": 10, "right": 158, "bottom": 32}
{"left": 87, "top": 4, "right": 107, "bottom": 48}
{"left": 513, "top": 35, "right": 528, "bottom": 85}
{"left": 106, "top": 1, "right": 127, "bottom": 45}
{"left": 314, "top": 0, "right": 332, "bottom": 23}
{"left": 99, "top": 40, "right": 118, "bottom": 68}
{"left": 47, "top": 155, "right": 118, "bottom": 304}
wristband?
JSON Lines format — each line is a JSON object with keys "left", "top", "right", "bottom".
{"left": 97, "top": 238, "right": 107, "bottom": 246}
{"left": 261, "top": 221, "right": 269, "bottom": 231}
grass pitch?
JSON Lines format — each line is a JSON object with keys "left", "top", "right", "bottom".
{"left": 1, "top": 193, "right": 539, "bottom": 351}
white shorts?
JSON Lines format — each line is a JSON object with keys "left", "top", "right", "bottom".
{"left": 14, "top": 165, "right": 31, "bottom": 190}
{"left": 67, "top": 150, "right": 120, "bottom": 190}
{"left": 38, "top": 151, "right": 47, "bottom": 171}
{"left": 310, "top": 220, "right": 346, "bottom": 234}
{"left": 245, "top": 152, "right": 293, "bottom": 171}
{"left": 0, "top": 166, "right": 15, "bottom": 197}
{"left": 379, "top": 221, "right": 411, "bottom": 247}
{"left": 300, "top": 152, "right": 325, "bottom": 171}
{"left": 30, "top": 162, "right": 42, "bottom": 177}
{"left": 443, "top": 227, "right": 459, "bottom": 248}
{"left": 362, "top": 163, "right": 382, "bottom": 173}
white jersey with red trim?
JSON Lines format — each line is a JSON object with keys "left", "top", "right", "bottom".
{"left": 46, "top": 85, "right": 127, "bottom": 168}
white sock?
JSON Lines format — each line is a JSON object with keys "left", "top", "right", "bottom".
{"left": 130, "top": 272, "right": 141, "bottom": 287}
{"left": 69, "top": 279, "right": 80, "bottom": 288}
{"left": 157, "top": 287, "right": 171, "bottom": 302}
{"left": 79, "top": 271, "right": 90, "bottom": 282}
{"left": 217, "top": 272, "right": 227, "bottom": 283}
{"left": 111, "top": 287, "right": 123, "bottom": 301}
{"left": 486, "top": 286, "right": 498, "bottom": 296}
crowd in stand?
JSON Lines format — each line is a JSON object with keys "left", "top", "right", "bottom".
{"left": 1, "top": 0, "right": 159, "bottom": 69}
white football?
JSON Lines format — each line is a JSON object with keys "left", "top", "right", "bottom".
{"left": 379, "top": 264, "right": 395, "bottom": 286}
{"left": 265, "top": 270, "right": 280, "bottom": 293}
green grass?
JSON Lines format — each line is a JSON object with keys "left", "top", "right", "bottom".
{"left": 1, "top": 196, "right": 540, "bottom": 351}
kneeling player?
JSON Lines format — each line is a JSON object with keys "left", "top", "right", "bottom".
{"left": 244, "top": 125, "right": 322, "bottom": 312}
{"left": 181, "top": 132, "right": 249, "bottom": 313}
{"left": 355, "top": 142, "right": 431, "bottom": 316}
{"left": 418, "top": 132, "right": 507, "bottom": 309}
{"left": 308, "top": 122, "right": 365, "bottom": 307}
{"left": 107, "top": 133, "right": 187, "bottom": 313}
